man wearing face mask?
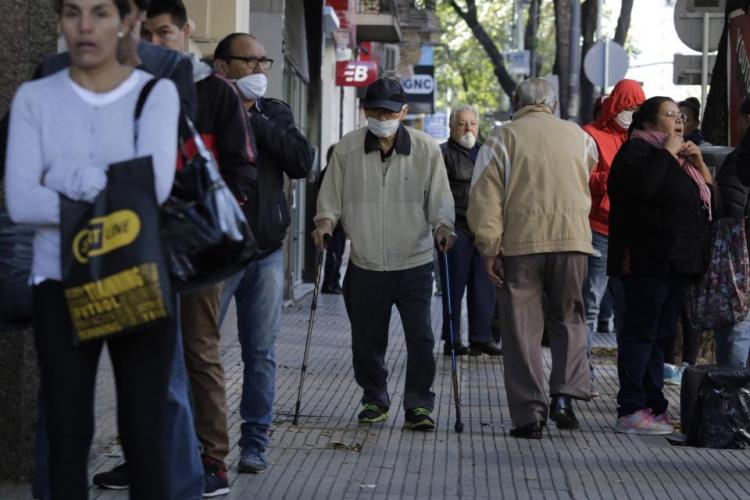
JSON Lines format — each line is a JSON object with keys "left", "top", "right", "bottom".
{"left": 581, "top": 79, "right": 645, "bottom": 387}
{"left": 212, "top": 33, "right": 314, "bottom": 475}
{"left": 312, "top": 79, "right": 455, "bottom": 431}
{"left": 439, "top": 105, "right": 500, "bottom": 357}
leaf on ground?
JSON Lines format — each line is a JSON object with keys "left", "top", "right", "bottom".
{"left": 329, "top": 441, "right": 362, "bottom": 452}
{"left": 592, "top": 346, "right": 617, "bottom": 357}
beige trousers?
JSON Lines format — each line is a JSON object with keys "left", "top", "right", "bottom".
{"left": 497, "top": 252, "right": 591, "bottom": 427}
{"left": 181, "top": 283, "right": 229, "bottom": 465}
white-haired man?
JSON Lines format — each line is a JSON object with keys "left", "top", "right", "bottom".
{"left": 439, "top": 105, "right": 500, "bottom": 357}
{"left": 467, "top": 78, "right": 598, "bottom": 439}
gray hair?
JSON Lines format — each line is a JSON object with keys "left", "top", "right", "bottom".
{"left": 512, "top": 78, "right": 557, "bottom": 112}
{"left": 449, "top": 104, "right": 479, "bottom": 127}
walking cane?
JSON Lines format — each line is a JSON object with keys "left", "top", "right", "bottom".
{"left": 293, "top": 234, "right": 330, "bottom": 425}
{"left": 442, "top": 250, "right": 465, "bottom": 433}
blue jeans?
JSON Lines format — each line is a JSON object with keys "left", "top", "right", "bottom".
{"left": 219, "top": 249, "right": 284, "bottom": 452}
{"left": 166, "top": 310, "right": 204, "bottom": 500}
{"left": 714, "top": 311, "right": 750, "bottom": 367}
{"left": 582, "top": 232, "right": 610, "bottom": 354}
{"left": 617, "top": 275, "right": 686, "bottom": 417}
{"left": 438, "top": 228, "right": 495, "bottom": 344}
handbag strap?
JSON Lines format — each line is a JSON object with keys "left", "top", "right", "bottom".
{"left": 133, "top": 78, "right": 161, "bottom": 144}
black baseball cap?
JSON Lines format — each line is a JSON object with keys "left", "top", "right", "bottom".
{"left": 363, "top": 78, "right": 406, "bottom": 112}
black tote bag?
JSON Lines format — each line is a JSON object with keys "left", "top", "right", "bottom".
{"left": 60, "top": 157, "right": 173, "bottom": 344}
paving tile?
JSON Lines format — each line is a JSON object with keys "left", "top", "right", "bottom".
{"left": 3, "top": 276, "right": 750, "bottom": 500}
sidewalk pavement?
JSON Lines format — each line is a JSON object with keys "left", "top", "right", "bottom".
{"left": 2, "top": 288, "right": 750, "bottom": 499}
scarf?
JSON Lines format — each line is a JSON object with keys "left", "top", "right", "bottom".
{"left": 630, "top": 129, "right": 712, "bottom": 221}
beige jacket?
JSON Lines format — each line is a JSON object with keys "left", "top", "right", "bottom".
{"left": 315, "top": 125, "right": 454, "bottom": 271}
{"left": 467, "top": 105, "right": 598, "bottom": 257}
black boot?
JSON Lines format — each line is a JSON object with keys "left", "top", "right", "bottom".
{"left": 443, "top": 341, "right": 469, "bottom": 356}
{"left": 549, "top": 394, "right": 580, "bottom": 430}
{"left": 469, "top": 342, "right": 502, "bottom": 356}
{"left": 509, "top": 421, "right": 545, "bottom": 439}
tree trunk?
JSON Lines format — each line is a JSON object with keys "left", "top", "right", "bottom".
{"left": 449, "top": 0, "right": 518, "bottom": 100}
{"left": 613, "top": 0, "right": 634, "bottom": 46}
{"left": 554, "top": 0, "right": 572, "bottom": 119}
{"left": 579, "top": 0, "right": 598, "bottom": 124}
{"left": 525, "top": 0, "right": 541, "bottom": 77}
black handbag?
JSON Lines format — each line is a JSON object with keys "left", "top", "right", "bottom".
{"left": 134, "top": 79, "right": 258, "bottom": 293}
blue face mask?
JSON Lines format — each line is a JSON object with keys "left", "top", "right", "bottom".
{"left": 367, "top": 117, "right": 400, "bottom": 138}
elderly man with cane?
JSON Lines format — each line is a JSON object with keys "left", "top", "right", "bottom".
{"left": 312, "top": 78, "right": 455, "bottom": 431}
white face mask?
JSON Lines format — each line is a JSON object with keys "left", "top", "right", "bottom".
{"left": 614, "top": 109, "right": 634, "bottom": 129}
{"left": 367, "top": 117, "right": 401, "bottom": 138}
{"left": 457, "top": 132, "right": 476, "bottom": 150}
{"left": 235, "top": 73, "right": 267, "bottom": 101}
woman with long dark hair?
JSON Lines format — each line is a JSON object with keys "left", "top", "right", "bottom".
{"left": 4, "top": 0, "right": 179, "bottom": 496}
{"left": 608, "top": 96, "right": 714, "bottom": 435}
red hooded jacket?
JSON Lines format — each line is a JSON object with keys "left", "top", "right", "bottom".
{"left": 582, "top": 79, "right": 645, "bottom": 235}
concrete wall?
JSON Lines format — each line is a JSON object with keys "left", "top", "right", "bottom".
{"left": 0, "top": 0, "right": 57, "bottom": 117}
{"left": 320, "top": 37, "right": 360, "bottom": 160}
{"left": 248, "top": 0, "right": 285, "bottom": 101}
{"left": 184, "top": 0, "right": 251, "bottom": 56}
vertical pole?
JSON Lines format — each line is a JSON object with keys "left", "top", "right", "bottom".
{"left": 516, "top": 0, "right": 525, "bottom": 51}
{"left": 568, "top": 0, "right": 581, "bottom": 122}
{"left": 596, "top": 0, "right": 603, "bottom": 41}
{"left": 604, "top": 38, "right": 610, "bottom": 92}
{"left": 701, "top": 11, "right": 710, "bottom": 118}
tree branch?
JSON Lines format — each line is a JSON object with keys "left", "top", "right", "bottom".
{"left": 613, "top": 0, "right": 634, "bottom": 46}
{"left": 448, "top": 0, "right": 518, "bottom": 99}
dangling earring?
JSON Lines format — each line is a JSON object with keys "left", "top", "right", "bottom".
{"left": 117, "top": 31, "right": 125, "bottom": 39}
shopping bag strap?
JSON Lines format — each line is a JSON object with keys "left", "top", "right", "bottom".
{"left": 133, "top": 78, "right": 161, "bottom": 144}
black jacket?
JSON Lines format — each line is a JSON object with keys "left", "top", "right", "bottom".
{"left": 192, "top": 72, "right": 256, "bottom": 197}
{"left": 245, "top": 97, "right": 314, "bottom": 254}
{"left": 716, "top": 150, "right": 750, "bottom": 219}
{"left": 608, "top": 138, "right": 712, "bottom": 277}
{"left": 0, "top": 40, "right": 197, "bottom": 178}
{"left": 440, "top": 139, "right": 480, "bottom": 232}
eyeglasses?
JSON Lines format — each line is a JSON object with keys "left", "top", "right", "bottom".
{"left": 225, "top": 56, "right": 274, "bottom": 71}
{"left": 661, "top": 110, "right": 688, "bottom": 123}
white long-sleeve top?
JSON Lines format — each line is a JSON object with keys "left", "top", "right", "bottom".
{"left": 4, "top": 68, "right": 179, "bottom": 281}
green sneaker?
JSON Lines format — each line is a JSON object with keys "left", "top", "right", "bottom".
{"left": 404, "top": 407, "right": 435, "bottom": 431}
{"left": 358, "top": 403, "right": 389, "bottom": 423}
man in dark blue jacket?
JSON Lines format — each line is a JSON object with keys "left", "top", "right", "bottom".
{"left": 439, "top": 105, "right": 500, "bottom": 357}
{"left": 213, "top": 32, "right": 314, "bottom": 474}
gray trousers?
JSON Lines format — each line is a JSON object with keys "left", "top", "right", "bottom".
{"left": 497, "top": 252, "right": 591, "bottom": 427}
{"left": 343, "top": 262, "right": 436, "bottom": 411}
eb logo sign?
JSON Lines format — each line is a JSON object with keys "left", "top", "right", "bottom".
{"left": 335, "top": 61, "right": 378, "bottom": 87}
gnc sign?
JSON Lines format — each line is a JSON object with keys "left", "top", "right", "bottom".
{"left": 335, "top": 61, "right": 378, "bottom": 87}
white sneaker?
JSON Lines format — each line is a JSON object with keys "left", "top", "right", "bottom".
{"left": 615, "top": 409, "right": 673, "bottom": 435}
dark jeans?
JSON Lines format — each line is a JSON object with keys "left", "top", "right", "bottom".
{"left": 617, "top": 275, "right": 687, "bottom": 417}
{"left": 438, "top": 228, "right": 495, "bottom": 345}
{"left": 663, "top": 310, "right": 701, "bottom": 366}
{"left": 33, "top": 281, "right": 175, "bottom": 500}
{"left": 343, "top": 262, "right": 436, "bottom": 411}
{"left": 322, "top": 225, "right": 346, "bottom": 289}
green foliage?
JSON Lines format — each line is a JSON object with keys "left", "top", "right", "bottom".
{"left": 435, "top": 0, "right": 556, "bottom": 132}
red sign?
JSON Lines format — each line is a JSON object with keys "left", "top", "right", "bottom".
{"left": 335, "top": 61, "right": 378, "bottom": 87}
{"left": 326, "top": 0, "right": 356, "bottom": 49}
{"left": 729, "top": 10, "right": 750, "bottom": 145}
